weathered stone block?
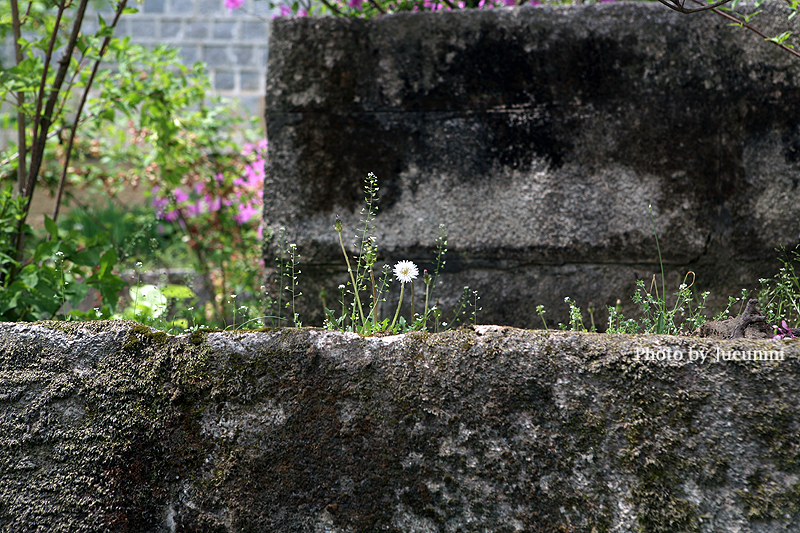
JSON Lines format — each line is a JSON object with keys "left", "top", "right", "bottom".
{"left": 264, "top": 3, "right": 800, "bottom": 329}
{"left": 1, "top": 321, "right": 799, "bottom": 531}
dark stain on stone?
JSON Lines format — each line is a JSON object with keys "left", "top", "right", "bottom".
{"left": 290, "top": 113, "right": 405, "bottom": 214}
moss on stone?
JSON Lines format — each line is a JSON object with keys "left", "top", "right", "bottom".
{"left": 2, "top": 324, "right": 800, "bottom": 531}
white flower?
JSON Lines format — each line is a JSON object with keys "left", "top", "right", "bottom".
{"left": 393, "top": 260, "right": 419, "bottom": 284}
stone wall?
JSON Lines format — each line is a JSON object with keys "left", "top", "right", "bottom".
{"left": 1, "top": 320, "right": 800, "bottom": 532}
{"left": 264, "top": 2, "right": 800, "bottom": 329}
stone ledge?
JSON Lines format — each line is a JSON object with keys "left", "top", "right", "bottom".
{"left": 1, "top": 320, "right": 799, "bottom": 531}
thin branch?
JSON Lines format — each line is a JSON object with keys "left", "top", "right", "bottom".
{"left": 9, "top": 0, "right": 28, "bottom": 197}
{"left": 29, "top": 0, "right": 68, "bottom": 188}
{"left": 318, "top": 0, "right": 343, "bottom": 16}
{"left": 14, "top": 0, "right": 91, "bottom": 260}
{"left": 691, "top": 0, "right": 800, "bottom": 61}
{"left": 367, "top": 0, "right": 387, "bottom": 14}
{"left": 53, "top": 57, "right": 92, "bottom": 128}
{"left": 54, "top": 0, "right": 130, "bottom": 223}
{"left": 658, "top": 0, "right": 735, "bottom": 14}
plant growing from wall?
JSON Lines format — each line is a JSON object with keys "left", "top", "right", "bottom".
{"left": 321, "top": 173, "right": 478, "bottom": 335}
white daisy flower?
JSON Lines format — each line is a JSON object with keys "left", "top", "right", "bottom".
{"left": 393, "top": 260, "right": 419, "bottom": 284}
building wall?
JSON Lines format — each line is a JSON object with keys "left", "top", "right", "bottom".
{"left": 89, "top": 0, "right": 273, "bottom": 119}
{"left": 0, "top": 0, "right": 273, "bottom": 151}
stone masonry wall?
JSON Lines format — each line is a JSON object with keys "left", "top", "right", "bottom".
{"left": 264, "top": 2, "right": 800, "bottom": 330}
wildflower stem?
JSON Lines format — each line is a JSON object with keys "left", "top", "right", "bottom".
{"left": 369, "top": 265, "right": 378, "bottom": 326}
{"left": 411, "top": 280, "right": 415, "bottom": 322}
{"left": 424, "top": 282, "right": 430, "bottom": 329}
{"left": 391, "top": 282, "right": 405, "bottom": 330}
{"left": 649, "top": 204, "right": 667, "bottom": 318}
{"left": 337, "top": 223, "right": 366, "bottom": 327}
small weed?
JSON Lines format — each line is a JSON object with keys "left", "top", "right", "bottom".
{"left": 564, "top": 297, "right": 587, "bottom": 332}
{"left": 758, "top": 244, "right": 800, "bottom": 329}
{"left": 606, "top": 299, "right": 640, "bottom": 334}
{"left": 536, "top": 304, "right": 548, "bottom": 330}
{"left": 323, "top": 173, "right": 478, "bottom": 335}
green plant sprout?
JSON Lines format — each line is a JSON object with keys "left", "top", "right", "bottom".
{"left": 758, "top": 244, "right": 800, "bottom": 328}
{"left": 423, "top": 270, "right": 433, "bottom": 329}
{"left": 606, "top": 299, "right": 640, "bottom": 334}
{"left": 285, "top": 243, "right": 302, "bottom": 328}
{"left": 335, "top": 215, "right": 367, "bottom": 328}
{"left": 564, "top": 297, "right": 587, "bottom": 332}
{"left": 648, "top": 204, "right": 669, "bottom": 334}
{"left": 536, "top": 305, "right": 548, "bottom": 330}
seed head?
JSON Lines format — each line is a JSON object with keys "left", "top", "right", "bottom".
{"left": 393, "top": 260, "right": 419, "bottom": 284}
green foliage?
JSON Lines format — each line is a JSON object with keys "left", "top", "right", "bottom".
{"left": 712, "top": 288, "right": 749, "bottom": 321}
{"left": 758, "top": 245, "right": 800, "bottom": 328}
{"left": 606, "top": 299, "right": 640, "bottom": 334}
{"left": 630, "top": 274, "right": 709, "bottom": 335}
{"left": 1, "top": 0, "right": 265, "bottom": 331}
{"left": 563, "top": 296, "right": 587, "bottom": 332}
{"left": 535, "top": 304, "right": 548, "bottom": 330}
{"left": 0, "top": 185, "right": 124, "bottom": 321}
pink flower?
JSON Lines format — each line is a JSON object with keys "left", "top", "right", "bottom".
{"left": 350, "top": 0, "right": 363, "bottom": 7}
{"left": 173, "top": 188, "right": 189, "bottom": 204}
{"left": 225, "top": 0, "right": 244, "bottom": 12}
{"left": 235, "top": 202, "right": 260, "bottom": 224}
{"left": 205, "top": 194, "right": 222, "bottom": 212}
{"left": 773, "top": 320, "right": 797, "bottom": 340}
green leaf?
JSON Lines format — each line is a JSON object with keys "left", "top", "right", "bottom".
{"left": 87, "top": 271, "right": 124, "bottom": 311}
{"left": 70, "top": 248, "right": 102, "bottom": 267}
{"left": 33, "top": 240, "right": 59, "bottom": 263}
{"left": 161, "top": 284, "right": 196, "bottom": 299}
{"left": 130, "top": 284, "right": 168, "bottom": 317}
{"left": 767, "top": 31, "right": 793, "bottom": 46}
{"left": 18, "top": 264, "right": 39, "bottom": 289}
{"left": 44, "top": 215, "right": 58, "bottom": 239}
{"left": 64, "top": 281, "right": 91, "bottom": 307}
{"left": 97, "top": 248, "right": 117, "bottom": 278}
{"left": 96, "top": 26, "right": 115, "bottom": 38}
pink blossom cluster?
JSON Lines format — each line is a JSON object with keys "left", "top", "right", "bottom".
{"left": 152, "top": 138, "right": 266, "bottom": 237}
{"left": 224, "top": 0, "right": 616, "bottom": 17}
{"left": 225, "top": 0, "right": 245, "bottom": 13}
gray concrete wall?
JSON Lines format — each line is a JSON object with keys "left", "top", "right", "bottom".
{"left": 264, "top": 2, "right": 800, "bottom": 329}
